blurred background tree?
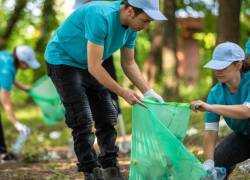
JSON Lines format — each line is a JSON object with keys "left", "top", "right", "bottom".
{"left": 0, "top": 0, "right": 249, "bottom": 104}
{"left": 0, "top": 2, "right": 250, "bottom": 178}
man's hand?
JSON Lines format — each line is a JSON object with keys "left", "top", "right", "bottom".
{"left": 191, "top": 100, "right": 212, "bottom": 112}
{"left": 14, "top": 122, "right": 30, "bottom": 135}
{"left": 121, "top": 89, "right": 147, "bottom": 108}
{"left": 144, "top": 89, "right": 164, "bottom": 103}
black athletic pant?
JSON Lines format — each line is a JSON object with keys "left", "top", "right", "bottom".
{"left": 47, "top": 63, "right": 118, "bottom": 173}
{"left": 102, "top": 56, "right": 121, "bottom": 114}
{"left": 214, "top": 131, "right": 250, "bottom": 177}
{"left": 0, "top": 110, "right": 7, "bottom": 154}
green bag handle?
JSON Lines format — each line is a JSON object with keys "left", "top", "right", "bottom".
{"left": 141, "top": 97, "right": 191, "bottom": 108}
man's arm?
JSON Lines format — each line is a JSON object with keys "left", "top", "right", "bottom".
{"left": 14, "top": 80, "right": 30, "bottom": 92}
{"left": 120, "top": 48, "right": 150, "bottom": 94}
{"left": 0, "top": 89, "right": 17, "bottom": 124}
{"left": 0, "top": 89, "right": 30, "bottom": 133}
{"left": 87, "top": 41, "right": 143, "bottom": 106}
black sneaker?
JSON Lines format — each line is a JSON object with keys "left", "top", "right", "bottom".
{"left": 1, "top": 152, "right": 17, "bottom": 162}
{"left": 84, "top": 167, "right": 103, "bottom": 180}
{"left": 84, "top": 172, "right": 95, "bottom": 180}
{"left": 93, "top": 167, "right": 103, "bottom": 180}
{"left": 103, "top": 167, "right": 124, "bottom": 180}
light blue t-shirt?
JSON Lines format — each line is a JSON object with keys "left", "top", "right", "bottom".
{"left": 0, "top": 51, "right": 17, "bottom": 91}
{"left": 45, "top": 1, "right": 137, "bottom": 69}
{"left": 205, "top": 72, "right": 250, "bottom": 135}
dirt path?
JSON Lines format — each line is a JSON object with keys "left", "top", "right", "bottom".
{"left": 0, "top": 154, "right": 130, "bottom": 180}
{"left": 1, "top": 154, "right": 250, "bottom": 180}
{"left": 0, "top": 139, "right": 249, "bottom": 180}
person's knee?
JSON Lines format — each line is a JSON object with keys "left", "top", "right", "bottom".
{"left": 94, "top": 106, "right": 118, "bottom": 131}
{"left": 63, "top": 100, "right": 93, "bottom": 135}
{"left": 95, "top": 112, "right": 117, "bottom": 130}
{"left": 63, "top": 96, "right": 93, "bottom": 129}
{"left": 73, "top": 122, "right": 93, "bottom": 135}
{"left": 65, "top": 110, "right": 93, "bottom": 129}
{"left": 71, "top": 123, "right": 95, "bottom": 149}
{"left": 214, "top": 147, "right": 224, "bottom": 167}
{"left": 214, "top": 146, "right": 235, "bottom": 176}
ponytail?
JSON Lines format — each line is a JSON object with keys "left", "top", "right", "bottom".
{"left": 242, "top": 54, "right": 250, "bottom": 72}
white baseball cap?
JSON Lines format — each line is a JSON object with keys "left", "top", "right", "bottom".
{"left": 204, "top": 42, "right": 245, "bottom": 70}
{"left": 73, "top": 0, "right": 91, "bottom": 9}
{"left": 128, "top": 0, "right": 167, "bottom": 21}
{"left": 16, "top": 45, "right": 40, "bottom": 69}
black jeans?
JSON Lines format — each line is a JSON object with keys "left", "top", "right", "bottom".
{"left": 47, "top": 63, "right": 118, "bottom": 172}
{"left": 102, "top": 57, "right": 121, "bottom": 114}
{"left": 214, "top": 132, "right": 250, "bottom": 177}
{"left": 0, "top": 111, "right": 7, "bottom": 154}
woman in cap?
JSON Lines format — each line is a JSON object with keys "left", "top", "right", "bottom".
{"left": 0, "top": 45, "right": 40, "bottom": 161}
{"left": 191, "top": 42, "right": 250, "bottom": 178}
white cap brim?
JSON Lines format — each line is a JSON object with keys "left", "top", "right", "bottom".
{"left": 25, "top": 59, "right": 40, "bottom": 69}
{"left": 73, "top": 2, "right": 83, "bottom": 9}
{"left": 144, "top": 9, "right": 167, "bottom": 21}
{"left": 204, "top": 60, "right": 232, "bottom": 70}
{"left": 73, "top": 0, "right": 90, "bottom": 10}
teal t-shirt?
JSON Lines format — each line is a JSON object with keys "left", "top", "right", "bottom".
{"left": 0, "top": 51, "right": 17, "bottom": 91}
{"left": 205, "top": 72, "right": 250, "bottom": 135}
{"left": 246, "top": 38, "right": 250, "bottom": 54}
{"left": 45, "top": 1, "right": 137, "bottom": 69}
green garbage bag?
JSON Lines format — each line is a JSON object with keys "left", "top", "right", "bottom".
{"left": 29, "top": 75, "right": 65, "bottom": 125}
{"left": 130, "top": 99, "right": 206, "bottom": 180}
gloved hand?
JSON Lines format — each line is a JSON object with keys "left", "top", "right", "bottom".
{"left": 14, "top": 122, "right": 31, "bottom": 135}
{"left": 144, "top": 89, "right": 164, "bottom": 103}
{"left": 203, "top": 159, "right": 215, "bottom": 172}
{"left": 203, "top": 159, "right": 218, "bottom": 179}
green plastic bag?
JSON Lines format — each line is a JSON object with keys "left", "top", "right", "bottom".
{"left": 29, "top": 76, "right": 65, "bottom": 125}
{"left": 129, "top": 99, "right": 206, "bottom": 180}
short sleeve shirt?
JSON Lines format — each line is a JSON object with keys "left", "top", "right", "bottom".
{"left": 45, "top": 1, "right": 137, "bottom": 69}
{"left": 205, "top": 72, "right": 250, "bottom": 135}
{"left": 0, "top": 51, "right": 17, "bottom": 91}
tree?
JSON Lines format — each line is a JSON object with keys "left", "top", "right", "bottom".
{"left": 213, "top": 0, "right": 242, "bottom": 85}
{"left": 142, "top": 23, "right": 163, "bottom": 87}
{"left": 217, "top": 0, "right": 242, "bottom": 43}
{"left": 162, "top": 0, "right": 179, "bottom": 98}
{"left": 0, "top": 0, "right": 28, "bottom": 49}
{"left": 34, "top": 0, "right": 58, "bottom": 79}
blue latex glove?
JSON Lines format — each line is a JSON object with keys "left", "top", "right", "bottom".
{"left": 203, "top": 160, "right": 226, "bottom": 180}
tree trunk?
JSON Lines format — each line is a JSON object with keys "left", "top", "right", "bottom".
{"left": 142, "top": 23, "right": 163, "bottom": 87}
{"left": 35, "top": 0, "right": 57, "bottom": 52}
{"left": 34, "top": 0, "right": 58, "bottom": 79}
{"left": 214, "top": 0, "right": 242, "bottom": 84}
{"left": 217, "top": 0, "right": 242, "bottom": 43}
{"left": 0, "top": 0, "right": 28, "bottom": 49}
{"left": 162, "top": 0, "right": 179, "bottom": 99}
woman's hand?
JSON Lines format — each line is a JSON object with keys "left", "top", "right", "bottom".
{"left": 191, "top": 100, "right": 212, "bottom": 112}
